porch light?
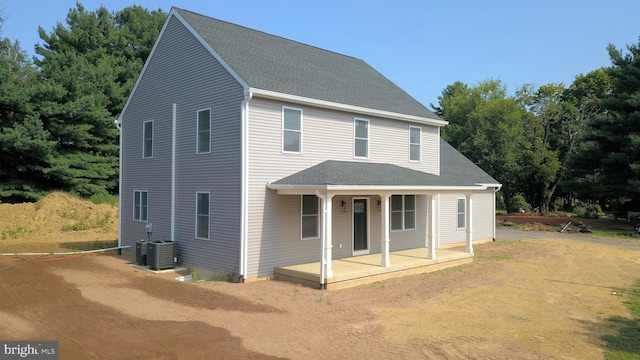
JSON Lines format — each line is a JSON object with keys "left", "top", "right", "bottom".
{"left": 341, "top": 201, "right": 348, "bottom": 213}
{"left": 377, "top": 200, "right": 381, "bottom": 209}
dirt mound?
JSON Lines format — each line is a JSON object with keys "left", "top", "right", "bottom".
{"left": 0, "top": 192, "right": 118, "bottom": 252}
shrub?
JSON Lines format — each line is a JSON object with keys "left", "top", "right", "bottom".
{"left": 510, "top": 194, "right": 532, "bottom": 213}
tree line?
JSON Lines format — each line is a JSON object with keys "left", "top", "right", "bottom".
{"left": 0, "top": 4, "right": 165, "bottom": 202}
{"left": 433, "top": 40, "right": 640, "bottom": 216}
{"left": 1, "top": 4, "right": 639, "bottom": 217}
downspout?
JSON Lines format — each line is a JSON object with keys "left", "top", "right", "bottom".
{"left": 171, "top": 104, "right": 176, "bottom": 242}
{"left": 493, "top": 184, "right": 502, "bottom": 242}
{"left": 240, "top": 90, "right": 252, "bottom": 281}
{"left": 315, "top": 189, "right": 326, "bottom": 289}
{"left": 115, "top": 117, "right": 123, "bottom": 252}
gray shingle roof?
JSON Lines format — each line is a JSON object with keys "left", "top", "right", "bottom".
{"left": 272, "top": 139, "right": 499, "bottom": 187}
{"left": 174, "top": 8, "right": 441, "bottom": 120}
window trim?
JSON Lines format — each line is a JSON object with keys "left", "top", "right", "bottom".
{"left": 409, "top": 126, "right": 421, "bottom": 162}
{"left": 354, "top": 118, "right": 369, "bottom": 159}
{"left": 133, "top": 190, "right": 148, "bottom": 222}
{"left": 457, "top": 197, "right": 466, "bottom": 230}
{"left": 196, "top": 108, "right": 212, "bottom": 154}
{"left": 142, "top": 120, "right": 153, "bottom": 159}
{"left": 195, "top": 191, "right": 211, "bottom": 240}
{"left": 282, "top": 106, "right": 303, "bottom": 154}
{"left": 390, "top": 194, "right": 416, "bottom": 231}
{"left": 301, "top": 195, "right": 319, "bottom": 240}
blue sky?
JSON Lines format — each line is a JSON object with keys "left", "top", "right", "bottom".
{"left": 1, "top": 0, "right": 639, "bottom": 106}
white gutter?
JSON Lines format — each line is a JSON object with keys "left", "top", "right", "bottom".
{"left": 171, "top": 104, "right": 177, "bottom": 242}
{"left": 267, "top": 183, "right": 501, "bottom": 193}
{"left": 250, "top": 88, "right": 448, "bottom": 128}
{"left": 240, "top": 91, "right": 252, "bottom": 281}
{"left": 492, "top": 184, "right": 502, "bottom": 241}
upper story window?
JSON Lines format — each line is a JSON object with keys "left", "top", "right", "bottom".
{"left": 196, "top": 192, "right": 210, "bottom": 240}
{"left": 457, "top": 197, "right": 466, "bottom": 230}
{"left": 143, "top": 120, "right": 153, "bottom": 158}
{"left": 283, "top": 107, "right": 302, "bottom": 153}
{"left": 354, "top": 118, "right": 369, "bottom": 158}
{"left": 133, "top": 190, "right": 148, "bottom": 222}
{"left": 409, "top": 126, "right": 421, "bottom": 161}
{"left": 301, "top": 195, "right": 319, "bottom": 239}
{"left": 197, "top": 108, "right": 211, "bottom": 154}
{"left": 391, "top": 194, "right": 415, "bottom": 231}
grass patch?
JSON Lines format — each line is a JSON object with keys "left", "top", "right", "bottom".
{"left": 603, "top": 283, "right": 640, "bottom": 359}
{"left": 475, "top": 252, "right": 512, "bottom": 262}
{"left": 1, "top": 226, "right": 33, "bottom": 240}
{"left": 90, "top": 193, "right": 119, "bottom": 207}
{"left": 59, "top": 210, "right": 112, "bottom": 232}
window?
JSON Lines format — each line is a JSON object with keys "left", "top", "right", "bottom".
{"left": 409, "top": 126, "right": 421, "bottom": 161}
{"left": 283, "top": 107, "right": 302, "bottom": 153}
{"left": 197, "top": 109, "right": 211, "bottom": 153}
{"left": 301, "top": 195, "right": 319, "bottom": 239}
{"left": 196, "top": 192, "right": 210, "bottom": 240}
{"left": 143, "top": 120, "right": 153, "bottom": 158}
{"left": 391, "top": 195, "right": 415, "bottom": 231}
{"left": 354, "top": 118, "right": 369, "bottom": 158}
{"left": 133, "top": 190, "right": 148, "bottom": 222}
{"left": 457, "top": 197, "right": 466, "bottom": 230}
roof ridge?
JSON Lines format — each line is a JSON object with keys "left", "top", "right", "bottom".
{"left": 172, "top": 7, "right": 362, "bottom": 62}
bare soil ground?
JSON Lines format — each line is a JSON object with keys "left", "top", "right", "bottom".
{"left": 1, "top": 197, "right": 639, "bottom": 359}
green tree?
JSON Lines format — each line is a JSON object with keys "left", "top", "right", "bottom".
{"left": 577, "top": 39, "right": 640, "bottom": 210}
{"left": 33, "top": 3, "right": 165, "bottom": 197}
{"left": 433, "top": 80, "right": 525, "bottom": 212}
{"left": 0, "top": 31, "right": 56, "bottom": 202}
{"left": 560, "top": 70, "right": 611, "bottom": 205}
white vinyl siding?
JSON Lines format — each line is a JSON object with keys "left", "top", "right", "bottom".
{"left": 391, "top": 195, "right": 415, "bottom": 231}
{"left": 196, "top": 192, "right": 210, "bottom": 240}
{"left": 143, "top": 120, "right": 153, "bottom": 158}
{"left": 354, "top": 118, "right": 369, "bottom": 158}
{"left": 133, "top": 190, "right": 148, "bottom": 222}
{"left": 197, "top": 108, "right": 211, "bottom": 154}
{"left": 301, "top": 195, "right": 319, "bottom": 239}
{"left": 457, "top": 197, "right": 466, "bottom": 230}
{"left": 409, "top": 126, "right": 421, "bottom": 161}
{"left": 283, "top": 107, "right": 302, "bottom": 153}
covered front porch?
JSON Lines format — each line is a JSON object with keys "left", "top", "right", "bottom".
{"left": 275, "top": 247, "right": 473, "bottom": 290}
{"left": 266, "top": 160, "right": 499, "bottom": 289}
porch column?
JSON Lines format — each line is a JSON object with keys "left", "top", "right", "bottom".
{"left": 325, "top": 194, "right": 334, "bottom": 277}
{"left": 466, "top": 192, "right": 473, "bottom": 254}
{"left": 380, "top": 193, "right": 391, "bottom": 267}
{"left": 428, "top": 194, "right": 436, "bottom": 260}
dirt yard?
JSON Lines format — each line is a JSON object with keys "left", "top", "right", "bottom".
{"left": 1, "top": 196, "right": 639, "bottom": 359}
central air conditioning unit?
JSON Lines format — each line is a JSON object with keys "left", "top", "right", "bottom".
{"left": 147, "top": 240, "right": 175, "bottom": 270}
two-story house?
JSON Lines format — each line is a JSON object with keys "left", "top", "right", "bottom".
{"left": 117, "top": 7, "right": 501, "bottom": 288}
